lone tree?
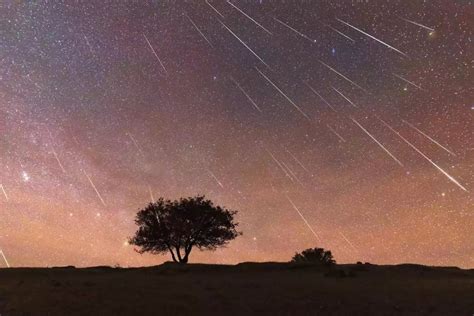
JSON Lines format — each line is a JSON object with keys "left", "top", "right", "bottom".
{"left": 129, "top": 195, "right": 241, "bottom": 263}
{"left": 291, "top": 247, "right": 336, "bottom": 266}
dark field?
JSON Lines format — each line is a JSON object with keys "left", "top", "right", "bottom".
{"left": 0, "top": 262, "right": 473, "bottom": 315}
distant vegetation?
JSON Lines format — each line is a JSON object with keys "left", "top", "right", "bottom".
{"left": 129, "top": 195, "right": 241, "bottom": 263}
{"left": 291, "top": 247, "right": 336, "bottom": 266}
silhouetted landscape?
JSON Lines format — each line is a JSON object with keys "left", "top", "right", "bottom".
{"left": 0, "top": 262, "right": 473, "bottom": 315}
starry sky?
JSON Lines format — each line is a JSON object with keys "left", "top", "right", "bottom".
{"left": 0, "top": 0, "right": 472, "bottom": 268}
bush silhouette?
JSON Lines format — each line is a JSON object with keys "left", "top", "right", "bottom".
{"left": 129, "top": 195, "right": 241, "bottom": 263}
{"left": 291, "top": 247, "right": 336, "bottom": 266}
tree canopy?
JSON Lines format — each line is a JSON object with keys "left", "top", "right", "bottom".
{"left": 129, "top": 195, "right": 241, "bottom": 263}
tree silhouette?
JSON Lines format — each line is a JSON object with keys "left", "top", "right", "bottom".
{"left": 291, "top": 247, "right": 336, "bottom": 266}
{"left": 129, "top": 195, "right": 241, "bottom": 263}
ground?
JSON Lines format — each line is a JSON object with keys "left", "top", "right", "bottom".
{"left": 0, "top": 262, "right": 472, "bottom": 315}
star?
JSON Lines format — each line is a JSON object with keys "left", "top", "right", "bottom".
{"left": 21, "top": 171, "right": 30, "bottom": 182}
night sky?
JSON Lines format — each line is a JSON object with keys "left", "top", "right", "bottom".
{"left": 1, "top": 0, "right": 472, "bottom": 268}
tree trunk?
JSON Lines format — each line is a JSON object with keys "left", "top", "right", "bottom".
{"left": 182, "top": 247, "right": 192, "bottom": 264}
{"left": 167, "top": 246, "right": 178, "bottom": 262}
{"left": 176, "top": 246, "right": 186, "bottom": 263}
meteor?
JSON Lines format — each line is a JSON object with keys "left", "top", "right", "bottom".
{"left": 143, "top": 33, "right": 168, "bottom": 75}
{"left": 148, "top": 185, "right": 155, "bottom": 202}
{"left": 280, "top": 160, "right": 305, "bottom": 187}
{"left": 219, "top": 19, "right": 271, "bottom": 69}
{"left": 336, "top": 18, "right": 408, "bottom": 57}
{"left": 185, "top": 13, "right": 213, "bottom": 48}
{"left": 351, "top": 117, "right": 404, "bottom": 167}
{"left": 205, "top": 0, "right": 224, "bottom": 18}
{"left": 0, "top": 250, "right": 10, "bottom": 267}
{"left": 229, "top": 76, "right": 262, "bottom": 112}
{"left": 378, "top": 117, "right": 468, "bottom": 192}
{"left": 285, "top": 149, "right": 311, "bottom": 174}
{"left": 227, "top": 1, "right": 272, "bottom": 35}
{"left": 0, "top": 184, "right": 8, "bottom": 201}
{"left": 319, "top": 60, "right": 367, "bottom": 92}
{"left": 82, "top": 169, "right": 107, "bottom": 206}
{"left": 402, "top": 120, "right": 456, "bottom": 156}
{"left": 339, "top": 231, "right": 358, "bottom": 253}
{"left": 332, "top": 86, "right": 358, "bottom": 108}
{"left": 265, "top": 149, "right": 294, "bottom": 182}
{"left": 305, "top": 83, "right": 338, "bottom": 112}
{"left": 273, "top": 17, "right": 316, "bottom": 43}
{"left": 83, "top": 34, "right": 95, "bottom": 56}
{"left": 47, "top": 129, "right": 66, "bottom": 173}
{"left": 399, "top": 17, "right": 435, "bottom": 32}
{"left": 326, "top": 124, "right": 346, "bottom": 143}
{"left": 126, "top": 132, "right": 144, "bottom": 156}
{"left": 286, "top": 195, "right": 321, "bottom": 242}
{"left": 392, "top": 73, "right": 425, "bottom": 90}
{"left": 51, "top": 148, "right": 66, "bottom": 173}
{"left": 255, "top": 67, "right": 310, "bottom": 119}
{"left": 324, "top": 23, "right": 355, "bottom": 43}
{"left": 207, "top": 169, "right": 224, "bottom": 188}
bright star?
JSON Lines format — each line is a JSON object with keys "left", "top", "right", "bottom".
{"left": 21, "top": 171, "right": 30, "bottom": 182}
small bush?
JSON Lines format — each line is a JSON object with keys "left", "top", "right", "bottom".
{"left": 291, "top": 247, "right": 336, "bottom": 266}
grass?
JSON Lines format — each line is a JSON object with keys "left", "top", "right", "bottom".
{"left": 0, "top": 262, "right": 472, "bottom": 315}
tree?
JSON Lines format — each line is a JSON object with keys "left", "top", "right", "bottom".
{"left": 129, "top": 195, "right": 241, "bottom": 263}
{"left": 291, "top": 247, "right": 336, "bottom": 266}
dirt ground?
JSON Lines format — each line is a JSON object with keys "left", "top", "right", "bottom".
{"left": 0, "top": 262, "right": 472, "bottom": 315}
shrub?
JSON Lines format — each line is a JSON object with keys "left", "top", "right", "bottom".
{"left": 291, "top": 247, "right": 336, "bottom": 266}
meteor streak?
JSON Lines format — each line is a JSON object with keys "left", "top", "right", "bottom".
{"left": 126, "top": 132, "right": 144, "bottom": 156}
{"left": 285, "top": 149, "right": 311, "bottom": 174}
{"left": 255, "top": 67, "right": 310, "bottom": 119}
{"left": 82, "top": 169, "right": 107, "bottom": 206}
{"left": 47, "top": 129, "right": 66, "bottom": 173}
{"left": 286, "top": 195, "right": 321, "bottom": 242}
{"left": 332, "top": 86, "right": 358, "bottom": 108}
{"left": 148, "top": 185, "right": 155, "bottom": 202}
{"left": 392, "top": 73, "right": 425, "bottom": 90}
{"left": 327, "top": 124, "right": 346, "bottom": 142}
{"left": 0, "top": 250, "right": 10, "bottom": 267}
{"left": 51, "top": 148, "right": 66, "bottom": 173}
{"left": 273, "top": 17, "right": 316, "bottom": 43}
{"left": 205, "top": 0, "right": 224, "bottom": 18}
{"left": 339, "top": 231, "right": 358, "bottom": 253}
{"left": 227, "top": 1, "right": 272, "bottom": 35}
{"left": 324, "top": 23, "right": 355, "bottom": 43}
{"left": 305, "top": 83, "right": 338, "bottom": 112}
{"left": 337, "top": 18, "right": 408, "bottom": 57}
{"left": 378, "top": 117, "right": 468, "bottom": 192}
{"left": 229, "top": 77, "right": 262, "bottom": 112}
{"left": 402, "top": 120, "right": 456, "bottom": 156}
{"left": 83, "top": 34, "right": 95, "bottom": 56}
{"left": 0, "top": 184, "right": 8, "bottom": 201}
{"left": 219, "top": 20, "right": 271, "bottom": 69}
{"left": 143, "top": 33, "right": 168, "bottom": 75}
{"left": 280, "top": 160, "right": 305, "bottom": 187}
{"left": 207, "top": 169, "right": 224, "bottom": 188}
{"left": 319, "top": 60, "right": 366, "bottom": 92}
{"left": 185, "top": 13, "right": 213, "bottom": 48}
{"left": 265, "top": 149, "right": 294, "bottom": 182}
{"left": 399, "top": 17, "right": 435, "bottom": 31}
{"left": 351, "top": 117, "right": 404, "bottom": 167}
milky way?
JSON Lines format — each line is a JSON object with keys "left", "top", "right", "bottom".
{"left": 0, "top": 1, "right": 472, "bottom": 267}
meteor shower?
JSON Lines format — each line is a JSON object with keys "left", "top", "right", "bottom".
{"left": 0, "top": 1, "right": 472, "bottom": 315}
